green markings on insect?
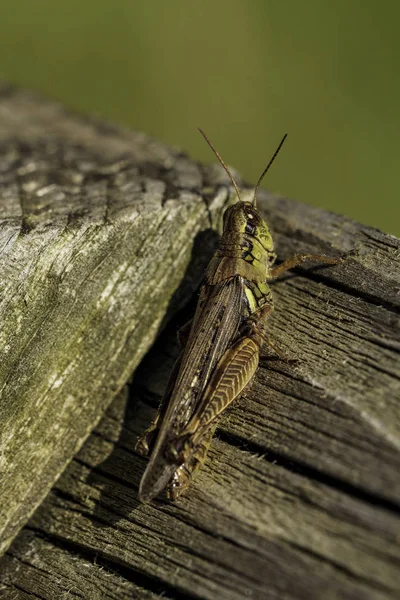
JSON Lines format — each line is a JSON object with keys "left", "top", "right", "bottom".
{"left": 136, "top": 129, "right": 345, "bottom": 503}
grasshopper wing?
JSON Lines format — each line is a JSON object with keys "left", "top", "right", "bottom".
{"left": 138, "top": 276, "right": 245, "bottom": 502}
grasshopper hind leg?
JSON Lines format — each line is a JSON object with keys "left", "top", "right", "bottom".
{"left": 167, "top": 332, "right": 263, "bottom": 499}
{"left": 167, "top": 425, "right": 216, "bottom": 500}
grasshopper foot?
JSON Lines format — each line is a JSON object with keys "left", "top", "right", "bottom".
{"left": 167, "top": 426, "right": 215, "bottom": 500}
{"left": 168, "top": 464, "right": 192, "bottom": 500}
{"left": 135, "top": 424, "right": 159, "bottom": 457}
{"left": 260, "top": 353, "right": 299, "bottom": 365}
{"left": 260, "top": 333, "right": 298, "bottom": 364}
{"left": 337, "top": 248, "right": 358, "bottom": 262}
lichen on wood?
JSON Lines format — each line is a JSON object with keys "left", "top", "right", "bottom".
{"left": 0, "top": 85, "right": 229, "bottom": 555}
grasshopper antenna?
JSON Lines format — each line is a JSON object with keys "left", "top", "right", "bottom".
{"left": 253, "top": 133, "right": 287, "bottom": 207}
{"left": 198, "top": 128, "right": 242, "bottom": 202}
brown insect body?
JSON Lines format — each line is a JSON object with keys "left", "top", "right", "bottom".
{"left": 136, "top": 131, "right": 343, "bottom": 502}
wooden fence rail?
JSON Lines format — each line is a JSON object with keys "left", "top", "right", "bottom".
{"left": 0, "top": 85, "right": 399, "bottom": 599}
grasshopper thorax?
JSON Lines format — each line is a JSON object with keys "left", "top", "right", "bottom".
{"left": 206, "top": 200, "right": 276, "bottom": 284}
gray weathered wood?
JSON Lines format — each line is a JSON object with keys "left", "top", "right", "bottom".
{"left": 0, "top": 529, "right": 170, "bottom": 600}
{"left": 0, "top": 85, "right": 399, "bottom": 599}
{"left": 0, "top": 84, "right": 230, "bottom": 555}
{"left": 2, "top": 198, "right": 400, "bottom": 598}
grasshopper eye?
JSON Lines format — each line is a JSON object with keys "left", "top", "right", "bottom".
{"left": 245, "top": 222, "right": 256, "bottom": 235}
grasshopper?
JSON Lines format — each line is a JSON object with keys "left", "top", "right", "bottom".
{"left": 136, "top": 129, "right": 343, "bottom": 503}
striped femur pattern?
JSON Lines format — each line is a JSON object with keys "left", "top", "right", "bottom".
{"left": 199, "top": 337, "right": 260, "bottom": 429}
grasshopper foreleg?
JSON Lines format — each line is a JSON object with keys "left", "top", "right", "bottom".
{"left": 268, "top": 252, "right": 347, "bottom": 279}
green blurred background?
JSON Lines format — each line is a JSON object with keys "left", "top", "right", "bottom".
{"left": 0, "top": 1, "right": 398, "bottom": 235}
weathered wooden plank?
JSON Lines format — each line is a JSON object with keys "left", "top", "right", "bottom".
{"left": 3, "top": 238, "right": 399, "bottom": 600}
{"left": 137, "top": 211, "right": 400, "bottom": 506}
{"left": 1, "top": 84, "right": 399, "bottom": 599}
{"left": 0, "top": 84, "right": 230, "bottom": 555}
{"left": 5, "top": 389, "right": 396, "bottom": 599}
{"left": 0, "top": 529, "right": 171, "bottom": 600}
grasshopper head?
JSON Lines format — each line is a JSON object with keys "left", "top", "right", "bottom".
{"left": 198, "top": 128, "right": 286, "bottom": 274}
{"left": 222, "top": 200, "right": 276, "bottom": 268}
{"left": 223, "top": 201, "right": 273, "bottom": 250}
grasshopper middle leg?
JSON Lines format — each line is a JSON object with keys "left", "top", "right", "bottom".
{"left": 268, "top": 252, "right": 347, "bottom": 279}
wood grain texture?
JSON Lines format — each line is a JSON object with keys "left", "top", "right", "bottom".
{"left": 0, "top": 85, "right": 399, "bottom": 599}
{"left": 2, "top": 198, "right": 399, "bottom": 597}
{"left": 0, "top": 84, "right": 230, "bottom": 555}
{"left": 0, "top": 529, "right": 170, "bottom": 600}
